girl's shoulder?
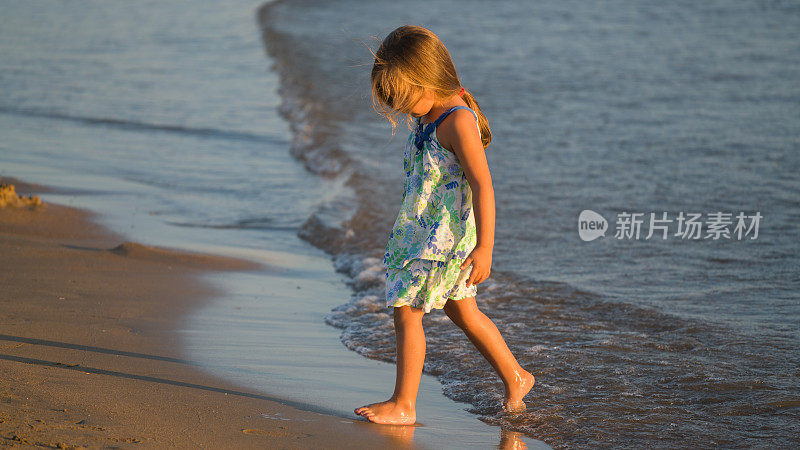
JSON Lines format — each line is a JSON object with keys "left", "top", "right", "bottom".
{"left": 434, "top": 107, "right": 482, "bottom": 155}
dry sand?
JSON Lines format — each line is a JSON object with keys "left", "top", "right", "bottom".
{"left": 0, "top": 176, "right": 416, "bottom": 449}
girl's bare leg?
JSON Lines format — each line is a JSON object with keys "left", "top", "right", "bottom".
{"left": 443, "top": 296, "right": 535, "bottom": 412}
{"left": 354, "top": 304, "right": 425, "bottom": 424}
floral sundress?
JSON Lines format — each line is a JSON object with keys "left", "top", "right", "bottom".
{"left": 383, "top": 105, "right": 480, "bottom": 313}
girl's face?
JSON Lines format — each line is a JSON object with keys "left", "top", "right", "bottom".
{"left": 407, "top": 88, "right": 435, "bottom": 118}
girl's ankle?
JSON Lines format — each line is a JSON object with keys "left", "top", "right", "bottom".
{"left": 391, "top": 396, "right": 415, "bottom": 409}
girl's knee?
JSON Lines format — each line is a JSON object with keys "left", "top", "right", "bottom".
{"left": 393, "top": 304, "right": 425, "bottom": 323}
{"left": 444, "top": 296, "right": 480, "bottom": 326}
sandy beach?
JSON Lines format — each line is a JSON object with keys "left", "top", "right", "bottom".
{"left": 0, "top": 176, "right": 414, "bottom": 449}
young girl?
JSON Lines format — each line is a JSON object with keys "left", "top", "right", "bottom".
{"left": 354, "top": 25, "right": 535, "bottom": 425}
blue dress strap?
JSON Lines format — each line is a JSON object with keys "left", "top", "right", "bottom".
{"left": 414, "top": 106, "right": 478, "bottom": 150}
{"left": 433, "top": 105, "right": 478, "bottom": 127}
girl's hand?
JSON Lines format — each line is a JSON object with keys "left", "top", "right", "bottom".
{"left": 461, "top": 245, "right": 493, "bottom": 287}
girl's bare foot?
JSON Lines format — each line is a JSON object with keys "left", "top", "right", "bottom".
{"left": 354, "top": 398, "right": 416, "bottom": 425}
{"left": 503, "top": 368, "right": 535, "bottom": 413}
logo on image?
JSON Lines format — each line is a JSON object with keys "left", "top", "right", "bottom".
{"left": 578, "top": 209, "right": 608, "bottom": 242}
{"left": 578, "top": 210, "right": 762, "bottom": 241}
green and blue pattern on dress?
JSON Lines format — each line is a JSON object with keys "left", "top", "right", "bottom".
{"left": 383, "top": 105, "right": 480, "bottom": 312}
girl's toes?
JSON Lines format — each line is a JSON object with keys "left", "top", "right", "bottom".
{"left": 355, "top": 406, "right": 374, "bottom": 418}
{"left": 503, "top": 399, "right": 526, "bottom": 413}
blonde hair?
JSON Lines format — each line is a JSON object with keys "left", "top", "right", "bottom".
{"left": 369, "top": 25, "right": 492, "bottom": 150}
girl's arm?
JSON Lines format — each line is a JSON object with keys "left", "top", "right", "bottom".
{"left": 441, "top": 110, "right": 495, "bottom": 287}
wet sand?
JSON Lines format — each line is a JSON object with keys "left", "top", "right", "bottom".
{"left": 0, "top": 176, "right": 413, "bottom": 449}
